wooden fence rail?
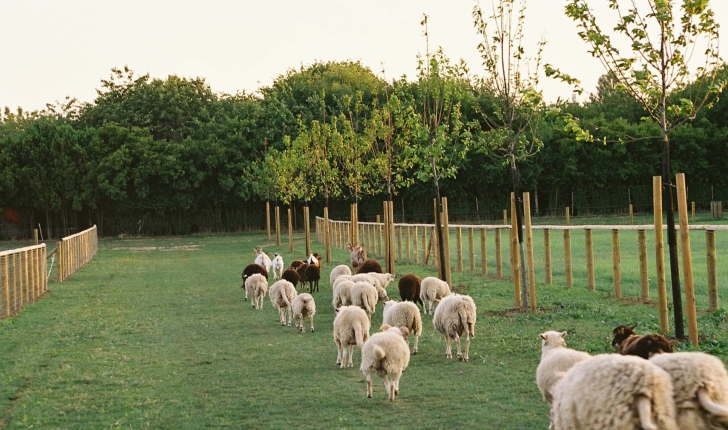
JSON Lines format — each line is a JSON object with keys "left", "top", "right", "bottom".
{"left": 0, "top": 244, "right": 47, "bottom": 319}
{"left": 57, "top": 225, "right": 98, "bottom": 282}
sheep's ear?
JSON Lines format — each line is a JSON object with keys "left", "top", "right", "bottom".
{"left": 561, "top": 331, "right": 568, "bottom": 338}
{"left": 539, "top": 333, "right": 547, "bottom": 340}
{"left": 398, "top": 326, "right": 410, "bottom": 337}
{"left": 334, "top": 308, "right": 340, "bottom": 314}
{"left": 380, "top": 324, "right": 392, "bottom": 331}
{"left": 619, "top": 326, "right": 627, "bottom": 335}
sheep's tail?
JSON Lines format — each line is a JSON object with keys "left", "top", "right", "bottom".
{"left": 412, "top": 311, "right": 422, "bottom": 336}
{"left": 457, "top": 301, "right": 476, "bottom": 338}
{"left": 698, "top": 388, "right": 728, "bottom": 420}
{"left": 280, "top": 288, "right": 292, "bottom": 309}
{"left": 635, "top": 395, "right": 657, "bottom": 430}
{"left": 372, "top": 344, "right": 386, "bottom": 361}
{"left": 354, "top": 322, "right": 366, "bottom": 347}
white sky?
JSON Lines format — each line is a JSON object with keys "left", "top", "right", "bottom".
{"left": 1, "top": 0, "right": 726, "bottom": 112}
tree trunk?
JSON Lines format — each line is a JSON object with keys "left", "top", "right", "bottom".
{"left": 433, "top": 179, "right": 448, "bottom": 284}
{"left": 662, "top": 129, "right": 684, "bottom": 338}
{"left": 510, "top": 154, "right": 529, "bottom": 309}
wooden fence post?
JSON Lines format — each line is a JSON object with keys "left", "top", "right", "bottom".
{"left": 653, "top": 176, "right": 669, "bottom": 334}
{"left": 676, "top": 173, "right": 698, "bottom": 346}
{"left": 566, "top": 207, "right": 571, "bottom": 226}
{"left": 480, "top": 228, "right": 487, "bottom": 276}
{"left": 376, "top": 215, "right": 382, "bottom": 257}
{"left": 384, "top": 201, "right": 391, "bottom": 274}
{"left": 304, "top": 206, "right": 311, "bottom": 256}
{"left": 612, "top": 229, "right": 622, "bottom": 299}
{"left": 406, "top": 226, "right": 412, "bottom": 263}
{"left": 510, "top": 194, "right": 521, "bottom": 308}
{"left": 629, "top": 204, "right": 634, "bottom": 225}
{"left": 287, "top": 208, "right": 294, "bottom": 252}
{"left": 544, "top": 229, "right": 552, "bottom": 285}
{"left": 503, "top": 210, "right": 508, "bottom": 225}
{"left": 495, "top": 228, "right": 502, "bottom": 278}
{"left": 456, "top": 227, "right": 463, "bottom": 272}
{"left": 468, "top": 228, "right": 475, "bottom": 272}
{"left": 524, "top": 192, "right": 536, "bottom": 311}
{"left": 396, "top": 225, "right": 402, "bottom": 262}
{"left": 442, "top": 197, "right": 451, "bottom": 283}
{"left": 564, "top": 229, "right": 573, "bottom": 287}
{"left": 706, "top": 229, "right": 718, "bottom": 312}
{"left": 413, "top": 226, "right": 419, "bottom": 265}
{"left": 266, "top": 201, "right": 271, "bottom": 240}
{"left": 638, "top": 230, "right": 649, "bottom": 300}
{"left": 275, "top": 206, "right": 281, "bottom": 246}
{"left": 585, "top": 229, "right": 595, "bottom": 292}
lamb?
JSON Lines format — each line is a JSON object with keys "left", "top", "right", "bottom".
{"left": 244, "top": 273, "right": 268, "bottom": 310}
{"left": 242, "top": 263, "right": 268, "bottom": 298}
{"left": 356, "top": 258, "right": 382, "bottom": 274}
{"left": 366, "top": 272, "right": 395, "bottom": 290}
{"left": 329, "top": 264, "right": 352, "bottom": 286}
{"left": 382, "top": 300, "right": 422, "bottom": 354}
{"left": 282, "top": 268, "right": 299, "bottom": 289}
{"left": 254, "top": 248, "right": 272, "bottom": 274}
{"left": 304, "top": 264, "right": 321, "bottom": 293}
{"left": 612, "top": 325, "right": 674, "bottom": 359}
{"left": 271, "top": 253, "right": 285, "bottom": 280}
{"left": 268, "top": 280, "right": 297, "bottom": 326}
{"left": 347, "top": 242, "right": 367, "bottom": 271}
{"left": 332, "top": 280, "right": 355, "bottom": 308}
{"left": 360, "top": 325, "right": 411, "bottom": 401}
{"left": 420, "top": 276, "right": 451, "bottom": 315}
{"left": 333, "top": 305, "right": 371, "bottom": 369}
{"left": 550, "top": 354, "right": 678, "bottom": 430}
{"left": 536, "top": 330, "right": 592, "bottom": 405}
{"left": 432, "top": 293, "right": 476, "bottom": 361}
{"left": 650, "top": 351, "right": 728, "bottom": 429}
{"left": 398, "top": 274, "right": 424, "bottom": 309}
{"left": 350, "top": 281, "right": 388, "bottom": 319}
{"left": 292, "top": 293, "right": 316, "bottom": 333}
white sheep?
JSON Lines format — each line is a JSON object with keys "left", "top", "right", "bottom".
{"left": 349, "top": 273, "right": 382, "bottom": 289}
{"left": 244, "top": 273, "right": 268, "bottom": 310}
{"left": 332, "top": 280, "right": 355, "bottom": 308}
{"left": 333, "top": 305, "right": 371, "bottom": 369}
{"left": 350, "top": 281, "right": 388, "bottom": 320}
{"left": 329, "top": 264, "right": 352, "bottom": 286}
{"left": 292, "top": 293, "right": 316, "bottom": 333}
{"left": 332, "top": 275, "right": 352, "bottom": 291}
{"left": 268, "top": 280, "right": 297, "bottom": 326}
{"left": 551, "top": 354, "right": 678, "bottom": 430}
{"left": 360, "top": 325, "right": 411, "bottom": 401}
{"left": 432, "top": 293, "right": 476, "bottom": 361}
{"left": 254, "top": 248, "right": 272, "bottom": 273}
{"left": 420, "top": 276, "right": 451, "bottom": 315}
{"left": 536, "top": 331, "right": 592, "bottom": 404}
{"left": 650, "top": 351, "right": 728, "bottom": 429}
{"left": 366, "top": 272, "right": 395, "bottom": 290}
{"left": 271, "top": 253, "right": 284, "bottom": 280}
{"left": 382, "top": 300, "right": 422, "bottom": 354}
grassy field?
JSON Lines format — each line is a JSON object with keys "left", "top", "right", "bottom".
{"left": 1, "top": 230, "right": 727, "bottom": 429}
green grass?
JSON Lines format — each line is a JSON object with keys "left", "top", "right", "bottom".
{"left": 1, "top": 231, "right": 727, "bottom": 429}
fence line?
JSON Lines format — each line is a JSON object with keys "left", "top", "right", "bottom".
{"left": 0, "top": 244, "right": 47, "bottom": 319}
{"left": 57, "top": 225, "right": 98, "bottom": 282}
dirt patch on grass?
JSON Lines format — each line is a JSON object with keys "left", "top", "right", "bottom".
{"left": 452, "top": 284, "right": 469, "bottom": 294}
{"left": 487, "top": 306, "right": 548, "bottom": 317}
{"left": 108, "top": 245, "right": 202, "bottom": 252}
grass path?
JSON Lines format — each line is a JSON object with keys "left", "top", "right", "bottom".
{"left": 1, "top": 233, "right": 727, "bottom": 428}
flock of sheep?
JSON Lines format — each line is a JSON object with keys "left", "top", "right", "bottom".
{"left": 241, "top": 246, "right": 728, "bottom": 427}
{"left": 538, "top": 326, "right": 728, "bottom": 429}
{"left": 240, "top": 246, "right": 477, "bottom": 402}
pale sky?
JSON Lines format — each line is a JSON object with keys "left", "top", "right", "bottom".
{"left": 1, "top": 0, "right": 726, "bottom": 113}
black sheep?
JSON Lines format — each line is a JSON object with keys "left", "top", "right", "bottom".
{"left": 282, "top": 268, "right": 299, "bottom": 289}
{"left": 242, "top": 263, "right": 268, "bottom": 288}
{"left": 356, "top": 259, "right": 382, "bottom": 274}
{"left": 398, "top": 274, "right": 424, "bottom": 310}
{"left": 304, "top": 264, "right": 321, "bottom": 293}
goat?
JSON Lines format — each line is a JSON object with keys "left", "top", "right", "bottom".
{"left": 347, "top": 242, "right": 367, "bottom": 271}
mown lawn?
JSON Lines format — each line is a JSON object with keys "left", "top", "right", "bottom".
{"left": 1, "top": 231, "right": 727, "bottom": 429}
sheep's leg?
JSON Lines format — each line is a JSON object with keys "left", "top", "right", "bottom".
{"left": 391, "top": 371, "right": 402, "bottom": 399}
{"left": 462, "top": 334, "right": 470, "bottom": 362}
{"left": 336, "top": 343, "right": 343, "bottom": 367}
{"left": 413, "top": 335, "right": 419, "bottom": 355}
{"left": 365, "top": 373, "right": 373, "bottom": 398}
{"left": 287, "top": 307, "right": 293, "bottom": 326}
{"left": 348, "top": 345, "right": 354, "bottom": 368}
{"left": 310, "top": 316, "right": 314, "bottom": 333}
{"left": 455, "top": 333, "right": 463, "bottom": 360}
{"left": 444, "top": 335, "right": 453, "bottom": 359}
{"left": 635, "top": 395, "right": 657, "bottom": 430}
{"left": 382, "top": 376, "right": 392, "bottom": 401}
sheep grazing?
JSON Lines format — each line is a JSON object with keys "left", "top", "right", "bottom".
{"left": 550, "top": 354, "right": 678, "bottom": 430}
{"left": 420, "top": 276, "right": 451, "bottom": 315}
{"left": 612, "top": 325, "right": 674, "bottom": 359}
{"left": 244, "top": 273, "right": 268, "bottom": 310}
{"left": 254, "top": 248, "right": 272, "bottom": 274}
{"left": 350, "top": 281, "right": 388, "bottom": 320}
{"left": 268, "top": 280, "right": 298, "bottom": 326}
{"left": 650, "top": 351, "right": 728, "bottom": 429}
{"left": 271, "top": 253, "right": 284, "bottom": 280}
{"left": 347, "top": 242, "right": 367, "bottom": 271}
{"left": 304, "top": 264, "right": 321, "bottom": 293}
{"left": 356, "top": 259, "right": 382, "bottom": 274}
{"left": 329, "top": 264, "right": 352, "bottom": 286}
{"left": 281, "top": 268, "right": 299, "bottom": 289}
{"left": 398, "top": 274, "right": 424, "bottom": 310}
{"left": 333, "top": 305, "right": 371, "bottom": 369}
{"left": 332, "top": 280, "right": 355, "bottom": 308}
{"left": 242, "top": 263, "right": 268, "bottom": 294}
{"left": 382, "top": 300, "right": 422, "bottom": 354}
{"left": 432, "top": 294, "right": 477, "bottom": 361}
{"left": 366, "top": 272, "right": 395, "bottom": 290}
{"left": 536, "top": 331, "right": 592, "bottom": 405}
{"left": 360, "top": 325, "right": 411, "bottom": 401}
{"left": 292, "top": 293, "right": 316, "bottom": 333}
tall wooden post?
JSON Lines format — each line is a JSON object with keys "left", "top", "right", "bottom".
{"left": 524, "top": 192, "right": 536, "bottom": 311}
{"left": 275, "top": 206, "right": 281, "bottom": 246}
{"left": 287, "top": 208, "right": 294, "bottom": 252}
{"left": 564, "top": 229, "right": 573, "bottom": 287}
{"left": 468, "top": 228, "right": 475, "bottom": 272}
{"left": 566, "top": 207, "right": 571, "bottom": 226}
{"left": 629, "top": 204, "right": 634, "bottom": 225}
{"left": 495, "top": 228, "right": 502, "bottom": 278}
{"left": 510, "top": 194, "right": 521, "bottom": 308}
{"left": 585, "top": 229, "right": 595, "bottom": 292}
{"left": 388, "top": 201, "right": 396, "bottom": 275}
{"left": 1, "top": 255, "right": 9, "bottom": 317}
{"left": 442, "top": 197, "right": 451, "bottom": 284}
{"left": 638, "top": 230, "right": 649, "bottom": 300}
{"left": 406, "top": 226, "right": 412, "bottom": 263}
{"left": 304, "top": 206, "right": 311, "bottom": 256}
{"left": 384, "top": 201, "right": 391, "bottom": 274}
{"left": 706, "top": 230, "right": 718, "bottom": 312}
{"left": 653, "top": 176, "right": 669, "bottom": 334}
{"left": 544, "top": 229, "right": 552, "bottom": 285}
{"left": 456, "top": 227, "right": 463, "bottom": 272}
{"left": 612, "top": 229, "right": 622, "bottom": 299}
{"left": 480, "top": 228, "right": 487, "bottom": 276}
{"left": 413, "top": 226, "right": 419, "bottom": 265}
{"left": 324, "top": 208, "right": 331, "bottom": 262}
{"left": 503, "top": 209, "right": 508, "bottom": 225}
{"left": 676, "top": 173, "right": 698, "bottom": 346}
{"left": 376, "top": 215, "right": 382, "bottom": 257}
{"left": 266, "top": 201, "right": 271, "bottom": 240}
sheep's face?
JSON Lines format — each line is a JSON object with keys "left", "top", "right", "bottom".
{"left": 611, "top": 325, "right": 636, "bottom": 348}
{"left": 540, "top": 331, "right": 567, "bottom": 348}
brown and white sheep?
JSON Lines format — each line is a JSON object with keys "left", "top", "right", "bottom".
{"left": 242, "top": 263, "right": 268, "bottom": 294}
{"left": 612, "top": 325, "right": 674, "bottom": 359}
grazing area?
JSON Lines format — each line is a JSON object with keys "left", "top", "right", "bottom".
{"left": 1, "top": 232, "right": 727, "bottom": 428}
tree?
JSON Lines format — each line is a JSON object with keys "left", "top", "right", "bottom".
{"left": 471, "top": 0, "right": 548, "bottom": 308}
{"left": 565, "top": 0, "right": 725, "bottom": 338}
